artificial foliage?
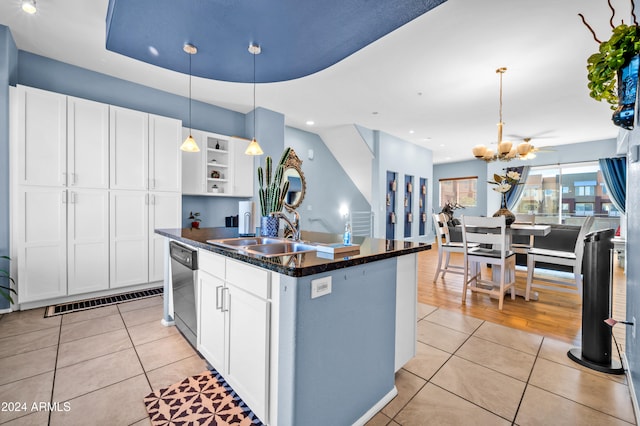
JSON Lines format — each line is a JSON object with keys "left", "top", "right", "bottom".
{"left": 257, "top": 147, "right": 291, "bottom": 216}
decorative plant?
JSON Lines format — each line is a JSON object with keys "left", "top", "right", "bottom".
{"left": 1, "top": 255, "right": 17, "bottom": 304}
{"left": 580, "top": 1, "right": 640, "bottom": 109}
{"left": 188, "top": 211, "right": 201, "bottom": 229}
{"left": 257, "top": 147, "right": 291, "bottom": 217}
{"left": 488, "top": 170, "right": 521, "bottom": 194}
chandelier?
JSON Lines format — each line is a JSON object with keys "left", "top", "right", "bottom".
{"left": 472, "top": 67, "right": 534, "bottom": 163}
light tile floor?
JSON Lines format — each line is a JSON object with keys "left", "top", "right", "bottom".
{"left": 0, "top": 297, "right": 637, "bottom": 425}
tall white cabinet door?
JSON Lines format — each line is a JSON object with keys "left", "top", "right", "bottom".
{"left": 68, "top": 190, "right": 110, "bottom": 295}
{"left": 110, "top": 191, "right": 149, "bottom": 288}
{"left": 225, "top": 284, "right": 270, "bottom": 421}
{"left": 230, "top": 138, "right": 254, "bottom": 197}
{"left": 17, "top": 187, "right": 67, "bottom": 303}
{"left": 148, "top": 192, "right": 181, "bottom": 282}
{"left": 198, "top": 271, "right": 226, "bottom": 372}
{"left": 110, "top": 106, "right": 149, "bottom": 190}
{"left": 181, "top": 128, "right": 205, "bottom": 195}
{"left": 17, "top": 86, "right": 67, "bottom": 187}
{"left": 68, "top": 97, "right": 109, "bottom": 189}
{"left": 149, "top": 114, "right": 182, "bottom": 192}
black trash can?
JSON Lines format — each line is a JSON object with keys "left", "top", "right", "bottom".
{"left": 568, "top": 228, "right": 624, "bottom": 374}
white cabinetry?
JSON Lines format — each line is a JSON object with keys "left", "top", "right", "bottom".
{"left": 181, "top": 129, "right": 254, "bottom": 197}
{"left": 13, "top": 85, "right": 181, "bottom": 305}
{"left": 198, "top": 251, "right": 270, "bottom": 423}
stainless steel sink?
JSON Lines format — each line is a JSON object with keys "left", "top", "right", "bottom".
{"left": 207, "top": 237, "right": 285, "bottom": 248}
{"left": 244, "top": 242, "right": 317, "bottom": 257}
{"left": 206, "top": 237, "right": 317, "bottom": 257}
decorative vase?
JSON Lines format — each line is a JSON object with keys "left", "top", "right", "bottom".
{"left": 613, "top": 54, "right": 639, "bottom": 130}
{"left": 260, "top": 216, "right": 279, "bottom": 237}
{"left": 493, "top": 193, "right": 516, "bottom": 225}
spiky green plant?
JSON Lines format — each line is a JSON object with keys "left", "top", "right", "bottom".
{"left": 1, "top": 255, "right": 17, "bottom": 304}
{"left": 257, "top": 147, "right": 291, "bottom": 216}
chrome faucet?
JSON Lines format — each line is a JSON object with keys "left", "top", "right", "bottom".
{"left": 270, "top": 211, "right": 301, "bottom": 241}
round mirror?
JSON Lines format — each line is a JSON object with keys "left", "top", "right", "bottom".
{"left": 283, "top": 149, "right": 306, "bottom": 212}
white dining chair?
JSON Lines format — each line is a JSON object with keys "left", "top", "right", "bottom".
{"left": 525, "top": 215, "right": 594, "bottom": 300}
{"left": 512, "top": 214, "right": 536, "bottom": 255}
{"left": 461, "top": 215, "right": 517, "bottom": 310}
{"left": 432, "top": 213, "right": 477, "bottom": 282}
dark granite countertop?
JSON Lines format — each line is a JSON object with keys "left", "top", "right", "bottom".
{"left": 155, "top": 227, "right": 431, "bottom": 277}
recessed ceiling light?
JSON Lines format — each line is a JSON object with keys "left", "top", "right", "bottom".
{"left": 409, "top": 130, "right": 415, "bottom": 134}
{"left": 305, "top": 120, "right": 315, "bottom": 126}
{"left": 148, "top": 46, "right": 159, "bottom": 57}
{"left": 440, "top": 144, "right": 445, "bottom": 147}
{"left": 21, "top": 0, "right": 36, "bottom": 14}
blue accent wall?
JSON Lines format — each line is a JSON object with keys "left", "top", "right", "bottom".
{"left": 0, "top": 26, "right": 17, "bottom": 310}
{"left": 285, "top": 127, "right": 371, "bottom": 234}
{"left": 372, "top": 131, "right": 433, "bottom": 240}
{"left": 277, "top": 258, "right": 396, "bottom": 425}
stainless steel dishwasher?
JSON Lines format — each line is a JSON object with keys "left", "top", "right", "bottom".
{"left": 170, "top": 241, "right": 198, "bottom": 347}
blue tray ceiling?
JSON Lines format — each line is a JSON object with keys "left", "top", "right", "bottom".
{"left": 106, "top": 0, "right": 446, "bottom": 83}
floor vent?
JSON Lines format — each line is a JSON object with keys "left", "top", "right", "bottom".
{"left": 44, "top": 287, "right": 163, "bottom": 317}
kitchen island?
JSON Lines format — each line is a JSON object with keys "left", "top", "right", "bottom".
{"left": 156, "top": 227, "right": 430, "bottom": 426}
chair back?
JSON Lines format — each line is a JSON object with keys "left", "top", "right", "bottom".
{"left": 461, "top": 215, "right": 509, "bottom": 259}
{"left": 573, "top": 215, "right": 595, "bottom": 271}
{"left": 432, "top": 213, "right": 452, "bottom": 245}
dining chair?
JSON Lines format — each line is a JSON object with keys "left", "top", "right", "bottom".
{"left": 525, "top": 215, "right": 594, "bottom": 300}
{"left": 432, "top": 213, "right": 477, "bottom": 282}
{"left": 512, "top": 214, "right": 536, "bottom": 255}
{"left": 461, "top": 215, "right": 517, "bottom": 310}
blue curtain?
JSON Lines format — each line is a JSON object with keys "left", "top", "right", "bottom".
{"left": 599, "top": 157, "right": 627, "bottom": 214}
{"left": 505, "top": 165, "right": 530, "bottom": 210}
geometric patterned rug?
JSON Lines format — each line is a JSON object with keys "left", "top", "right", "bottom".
{"left": 143, "top": 369, "right": 264, "bottom": 425}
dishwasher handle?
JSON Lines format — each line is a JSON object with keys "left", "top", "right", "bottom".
{"left": 169, "top": 241, "right": 198, "bottom": 270}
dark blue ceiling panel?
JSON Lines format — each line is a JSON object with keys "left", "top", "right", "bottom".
{"left": 105, "top": 0, "right": 446, "bottom": 83}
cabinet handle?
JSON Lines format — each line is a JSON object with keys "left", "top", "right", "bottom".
{"left": 215, "top": 285, "right": 223, "bottom": 310}
{"left": 70, "top": 172, "right": 77, "bottom": 186}
{"left": 62, "top": 172, "right": 67, "bottom": 186}
{"left": 145, "top": 193, "right": 149, "bottom": 205}
{"left": 221, "top": 287, "right": 230, "bottom": 312}
{"left": 151, "top": 194, "right": 156, "bottom": 205}
{"left": 151, "top": 178, "right": 156, "bottom": 190}
{"left": 70, "top": 191, "right": 76, "bottom": 204}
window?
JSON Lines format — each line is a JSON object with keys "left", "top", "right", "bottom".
{"left": 512, "top": 161, "right": 619, "bottom": 231}
{"left": 439, "top": 177, "right": 477, "bottom": 208}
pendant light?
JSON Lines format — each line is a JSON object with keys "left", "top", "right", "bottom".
{"left": 21, "top": 0, "right": 37, "bottom": 14}
{"left": 180, "top": 43, "right": 200, "bottom": 152}
{"left": 245, "top": 43, "right": 264, "bottom": 156}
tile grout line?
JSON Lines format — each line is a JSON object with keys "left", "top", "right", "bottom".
{"left": 510, "top": 334, "right": 545, "bottom": 425}
{"left": 117, "top": 305, "right": 155, "bottom": 394}
{"left": 48, "top": 312, "right": 63, "bottom": 425}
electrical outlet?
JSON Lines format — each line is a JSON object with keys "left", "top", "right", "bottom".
{"left": 311, "top": 276, "right": 332, "bottom": 299}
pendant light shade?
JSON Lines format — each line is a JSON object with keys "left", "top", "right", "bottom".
{"left": 181, "top": 43, "right": 200, "bottom": 153}
{"left": 21, "top": 0, "right": 37, "bottom": 14}
{"left": 245, "top": 43, "right": 264, "bottom": 156}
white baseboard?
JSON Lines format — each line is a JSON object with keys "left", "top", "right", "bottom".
{"left": 161, "top": 318, "right": 175, "bottom": 327}
{"left": 0, "top": 307, "right": 13, "bottom": 315}
{"left": 622, "top": 353, "right": 640, "bottom": 424}
{"left": 352, "top": 386, "right": 398, "bottom": 426}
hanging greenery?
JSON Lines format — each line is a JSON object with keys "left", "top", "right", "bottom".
{"left": 580, "top": 0, "right": 640, "bottom": 109}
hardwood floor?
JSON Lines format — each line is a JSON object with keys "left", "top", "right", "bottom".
{"left": 417, "top": 243, "right": 627, "bottom": 350}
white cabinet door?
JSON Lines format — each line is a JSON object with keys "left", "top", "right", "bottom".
{"left": 181, "top": 128, "right": 205, "bottom": 195}
{"left": 225, "top": 283, "right": 270, "bottom": 422}
{"left": 149, "top": 192, "right": 181, "bottom": 282}
{"left": 110, "top": 106, "right": 149, "bottom": 190}
{"left": 17, "top": 86, "right": 67, "bottom": 187}
{"left": 110, "top": 191, "right": 149, "bottom": 288}
{"left": 150, "top": 114, "right": 182, "bottom": 192}
{"left": 198, "top": 271, "right": 227, "bottom": 372}
{"left": 68, "top": 189, "right": 110, "bottom": 295}
{"left": 68, "top": 97, "right": 109, "bottom": 189}
{"left": 230, "top": 138, "right": 254, "bottom": 197}
{"left": 17, "top": 187, "right": 67, "bottom": 303}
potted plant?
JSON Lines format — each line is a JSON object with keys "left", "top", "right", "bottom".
{"left": 1, "top": 255, "right": 17, "bottom": 304}
{"left": 188, "top": 212, "right": 202, "bottom": 229}
{"left": 580, "top": 2, "right": 640, "bottom": 129}
{"left": 257, "top": 147, "right": 291, "bottom": 236}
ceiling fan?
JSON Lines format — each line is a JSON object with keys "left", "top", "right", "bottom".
{"left": 517, "top": 137, "right": 555, "bottom": 159}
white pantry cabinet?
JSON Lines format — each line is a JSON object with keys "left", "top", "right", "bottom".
{"left": 181, "top": 129, "right": 254, "bottom": 197}
{"left": 148, "top": 192, "right": 182, "bottom": 282}
{"left": 197, "top": 251, "right": 270, "bottom": 423}
{"left": 149, "top": 115, "right": 182, "bottom": 192}
{"left": 110, "top": 106, "right": 149, "bottom": 190}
